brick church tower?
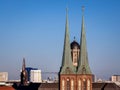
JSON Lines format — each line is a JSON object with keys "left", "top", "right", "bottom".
{"left": 20, "top": 58, "right": 28, "bottom": 86}
{"left": 59, "top": 8, "right": 92, "bottom": 90}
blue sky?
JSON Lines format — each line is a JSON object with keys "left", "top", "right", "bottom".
{"left": 0, "top": 0, "right": 120, "bottom": 80}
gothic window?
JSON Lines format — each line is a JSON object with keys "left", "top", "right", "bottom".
{"left": 83, "top": 79, "right": 87, "bottom": 90}
{"left": 74, "top": 51, "right": 76, "bottom": 53}
{"left": 62, "top": 79, "right": 65, "bottom": 90}
{"left": 75, "top": 54, "right": 77, "bottom": 57}
{"left": 75, "top": 46, "right": 77, "bottom": 49}
{"left": 82, "top": 66, "right": 86, "bottom": 74}
{"left": 71, "top": 79, "right": 74, "bottom": 90}
{"left": 67, "top": 78, "right": 70, "bottom": 90}
{"left": 66, "top": 67, "right": 71, "bottom": 74}
{"left": 87, "top": 79, "right": 90, "bottom": 90}
{"left": 78, "top": 79, "right": 81, "bottom": 90}
{"left": 74, "top": 58, "right": 77, "bottom": 63}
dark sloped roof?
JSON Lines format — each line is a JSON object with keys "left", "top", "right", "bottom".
{"left": 92, "top": 83, "right": 105, "bottom": 88}
{"left": 93, "top": 83, "right": 120, "bottom": 90}
{"left": 14, "top": 82, "right": 120, "bottom": 90}
{"left": 105, "top": 83, "right": 120, "bottom": 89}
{"left": 39, "top": 82, "right": 120, "bottom": 90}
{"left": 70, "top": 40, "right": 80, "bottom": 49}
{"left": 39, "top": 83, "right": 58, "bottom": 88}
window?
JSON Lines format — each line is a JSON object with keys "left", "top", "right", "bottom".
{"left": 78, "top": 79, "right": 81, "bottom": 90}
{"left": 82, "top": 66, "right": 86, "bottom": 74}
{"left": 74, "top": 54, "right": 77, "bottom": 57}
{"left": 71, "top": 79, "right": 74, "bottom": 90}
{"left": 83, "top": 79, "right": 87, "bottom": 90}
{"left": 62, "top": 79, "right": 65, "bottom": 90}
{"left": 74, "top": 58, "right": 77, "bottom": 63}
{"left": 67, "top": 78, "right": 70, "bottom": 90}
{"left": 87, "top": 79, "right": 90, "bottom": 90}
{"left": 66, "top": 67, "right": 70, "bottom": 74}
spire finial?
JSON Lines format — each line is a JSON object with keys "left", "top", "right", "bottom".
{"left": 22, "top": 57, "right": 26, "bottom": 71}
{"left": 82, "top": 6, "right": 85, "bottom": 15}
{"left": 74, "top": 36, "right": 76, "bottom": 41}
{"left": 66, "top": 0, "right": 69, "bottom": 10}
{"left": 66, "top": 7, "right": 68, "bottom": 14}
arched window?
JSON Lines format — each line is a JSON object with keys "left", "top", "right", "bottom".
{"left": 83, "top": 79, "right": 87, "bottom": 90}
{"left": 66, "top": 67, "right": 70, "bottom": 74}
{"left": 78, "top": 79, "right": 81, "bottom": 90}
{"left": 67, "top": 78, "right": 70, "bottom": 90}
{"left": 82, "top": 66, "right": 86, "bottom": 74}
{"left": 71, "top": 79, "right": 74, "bottom": 90}
{"left": 62, "top": 79, "right": 65, "bottom": 90}
{"left": 87, "top": 79, "right": 90, "bottom": 90}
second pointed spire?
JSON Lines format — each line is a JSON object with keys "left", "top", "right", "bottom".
{"left": 60, "top": 8, "right": 76, "bottom": 74}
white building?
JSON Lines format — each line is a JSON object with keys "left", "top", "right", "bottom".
{"left": 0, "top": 72, "right": 8, "bottom": 82}
{"left": 30, "top": 70, "right": 42, "bottom": 83}
{"left": 111, "top": 75, "right": 120, "bottom": 82}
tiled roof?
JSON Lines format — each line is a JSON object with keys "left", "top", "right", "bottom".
{"left": 93, "top": 83, "right": 120, "bottom": 90}
{"left": 92, "top": 83, "right": 105, "bottom": 88}
{"left": 39, "top": 83, "right": 58, "bottom": 88}
{"left": 0, "top": 86, "right": 15, "bottom": 90}
{"left": 105, "top": 83, "right": 120, "bottom": 88}
{"left": 13, "top": 82, "right": 120, "bottom": 90}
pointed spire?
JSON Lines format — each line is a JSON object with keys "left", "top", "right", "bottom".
{"left": 60, "top": 8, "right": 75, "bottom": 74}
{"left": 22, "top": 57, "right": 26, "bottom": 71}
{"left": 21, "top": 57, "right": 28, "bottom": 85}
{"left": 77, "top": 7, "right": 92, "bottom": 74}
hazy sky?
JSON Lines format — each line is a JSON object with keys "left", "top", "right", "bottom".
{"left": 0, "top": 0, "right": 120, "bottom": 80}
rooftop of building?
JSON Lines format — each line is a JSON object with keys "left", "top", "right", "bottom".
{"left": 0, "top": 86, "right": 15, "bottom": 90}
{"left": 12, "top": 82, "right": 120, "bottom": 90}
{"left": 70, "top": 39, "right": 80, "bottom": 49}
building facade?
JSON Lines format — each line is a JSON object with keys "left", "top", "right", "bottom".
{"left": 59, "top": 8, "right": 93, "bottom": 90}
{"left": 26, "top": 67, "right": 39, "bottom": 82}
{"left": 30, "top": 70, "right": 42, "bottom": 83}
{"left": 111, "top": 75, "right": 120, "bottom": 82}
{"left": 0, "top": 72, "right": 8, "bottom": 82}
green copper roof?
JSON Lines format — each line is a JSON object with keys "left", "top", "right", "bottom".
{"left": 60, "top": 8, "right": 75, "bottom": 74}
{"left": 77, "top": 14, "right": 92, "bottom": 74}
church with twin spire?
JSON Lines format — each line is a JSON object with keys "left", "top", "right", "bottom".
{"left": 59, "top": 8, "right": 93, "bottom": 90}
{"left": 15, "top": 7, "right": 120, "bottom": 90}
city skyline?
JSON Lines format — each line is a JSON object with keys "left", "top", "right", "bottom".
{"left": 0, "top": 0, "right": 120, "bottom": 80}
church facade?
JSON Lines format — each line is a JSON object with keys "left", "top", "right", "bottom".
{"left": 59, "top": 8, "right": 93, "bottom": 90}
